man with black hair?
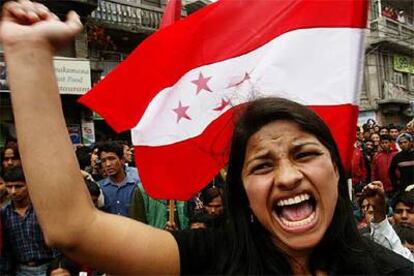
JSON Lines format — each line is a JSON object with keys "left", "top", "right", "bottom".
{"left": 393, "top": 224, "right": 414, "bottom": 256}
{"left": 371, "top": 134, "right": 397, "bottom": 196}
{"left": 76, "top": 145, "right": 106, "bottom": 209}
{"left": 75, "top": 145, "right": 92, "bottom": 172}
{"left": 392, "top": 191, "right": 414, "bottom": 228}
{"left": 389, "top": 133, "right": 414, "bottom": 194}
{"left": 389, "top": 125, "right": 400, "bottom": 140}
{"left": 85, "top": 179, "right": 101, "bottom": 208}
{"left": 97, "top": 142, "right": 146, "bottom": 221}
{"left": 1, "top": 144, "right": 21, "bottom": 170}
{"left": 120, "top": 141, "right": 135, "bottom": 167}
{"left": 379, "top": 126, "right": 389, "bottom": 136}
{"left": 351, "top": 127, "right": 368, "bottom": 190}
{"left": 0, "top": 167, "right": 56, "bottom": 275}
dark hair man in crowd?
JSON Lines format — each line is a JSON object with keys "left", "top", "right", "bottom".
{"left": 388, "top": 125, "right": 400, "bottom": 152}
{"left": 392, "top": 191, "right": 414, "bottom": 228}
{"left": 97, "top": 142, "right": 146, "bottom": 221}
{"left": 389, "top": 133, "right": 414, "bottom": 194}
{"left": 120, "top": 141, "right": 135, "bottom": 168}
{"left": 364, "top": 138, "right": 375, "bottom": 159}
{"left": 188, "top": 211, "right": 209, "bottom": 229}
{"left": 355, "top": 138, "right": 375, "bottom": 190}
{"left": 379, "top": 126, "right": 389, "bottom": 136}
{"left": 371, "top": 135, "right": 397, "bottom": 196}
{"left": 120, "top": 142, "right": 139, "bottom": 181}
{"left": 201, "top": 187, "right": 225, "bottom": 227}
{"left": 0, "top": 167, "right": 57, "bottom": 275}
{"left": 351, "top": 127, "right": 368, "bottom": 190}
{"left": 76, "top": 145, "right": 106, "bottom": 209}
{"left": 394, "top": 224, "right": 414, "bottom": 256}
{"left": 389, "top": 125, "right": 400, "bottom": 140}
{"left": 85, "top": 179, "right": 101, "bottom": 208}
{"left": 1, "top": 145, "right": 21, "bottom": 170}
{"left": 75, "top": 145, "right": 92, "bottom": 172}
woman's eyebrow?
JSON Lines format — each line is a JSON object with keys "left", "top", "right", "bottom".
{"left": 291, "top": 141, "right": 321, "bottom": 148}
{"left": 245, "top": 150, "right": 271, "bottom": 166}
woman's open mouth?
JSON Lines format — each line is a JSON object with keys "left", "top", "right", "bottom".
{"left": 272, "top": 193, "right": 318, "bottom": 233}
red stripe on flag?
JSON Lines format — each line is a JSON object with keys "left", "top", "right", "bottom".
{"left": 79, "top": 0, "right": 367, "bottom": 132}
{"left": 309, "top": 105, "right": 359, "bottom": 172}
{"left": 136, "top": 104, "right": 358, "bottom": 200}
{"left": 135, "top": 106, "right": 237, "bottom": 200}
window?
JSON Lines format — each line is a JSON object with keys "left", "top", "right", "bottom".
{"left": 393, "top": 71, "right": 407, "bottom": 87}
{"left": 410, "top": 75, "right": 414, "bottom": 90}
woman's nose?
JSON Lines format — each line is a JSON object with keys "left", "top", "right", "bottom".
{"left": 273, "top": 159, "right": 303, "bottom": 190}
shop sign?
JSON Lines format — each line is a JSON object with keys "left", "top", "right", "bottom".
{"left": 68, "top": 124, "right": 82, "bottom": 146}
{"left": 54, "top": 58, "right": 91, "bottom": 95}
{"left": 393, "top": 55, "right": 414, "bottom": 74}
{"left": 81, "top": 118, "right": 95, "bottom": 146}
{"left": 0, "top": 58, "right": 92, "bottom": 94}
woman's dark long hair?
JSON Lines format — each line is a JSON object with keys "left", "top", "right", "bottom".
{"left": 217, "top": 97, "right": 374, "bottom": 274}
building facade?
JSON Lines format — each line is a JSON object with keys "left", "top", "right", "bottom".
{"left": 360, "top": 0, "right": 414, "bottom": 126}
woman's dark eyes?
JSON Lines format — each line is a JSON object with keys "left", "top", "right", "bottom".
{"left": 250, "top": 151, "right": 321, "bottom": 173}
{"left": 252, "top": 163, "right": 273, "bottom": 174}
{"left": 295, "top": 151, "right": 320, "bottom": 160}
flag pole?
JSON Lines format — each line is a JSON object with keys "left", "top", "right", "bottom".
{"left": 160, "top": 0, "right": 182, "bottom": 28}
{"left": 168, "top": 200, "right": 176, "bottom": 226}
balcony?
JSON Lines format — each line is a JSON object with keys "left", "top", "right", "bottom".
{"left": 89, "top": 0, "right": 164, "bottom": 34}
{"left": 382, "top": 80, "right": 413, "bottom": 102}
{"left": 368, "top": 14, "right": 414, "bottom": 52}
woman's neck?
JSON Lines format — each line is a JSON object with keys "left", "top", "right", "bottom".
{"left": 290, "top": 256, "right": 327, "bottom": 276}
{"left": 290, "top": 255, "right": 310, "bottom": 275}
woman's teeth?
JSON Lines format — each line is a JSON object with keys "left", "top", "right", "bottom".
{"left": 276, "top": 193, "right": 310, "bottom": 207}
{"left": 273, "top": 193, "right": 316, "bottom": 228}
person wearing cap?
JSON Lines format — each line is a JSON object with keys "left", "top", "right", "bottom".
{"left": 389, "top": 133, "right": 414, "bottom": 194}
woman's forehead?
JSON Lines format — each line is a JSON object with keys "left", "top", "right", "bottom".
{"left": 248, "top": 121, "right": 317, "bottom": 144}
{"left": 244, "top": 122, "right": 323, "bottom": 156}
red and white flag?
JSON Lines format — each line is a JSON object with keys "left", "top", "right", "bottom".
{"left": 80, "top": 0, "right": 368, "bottom": 200}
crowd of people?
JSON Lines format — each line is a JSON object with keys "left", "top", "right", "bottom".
{"left": 351, "top": 120, "right": 414, "bottom": 197}
{"left": 0, "top": 139, "right": 226, "bottom": 275}
{"left": 350, "top": 120, "right": 414, "bottom": 263}
{"left": 0, "top": 1, "right": 413, "bottom": 275}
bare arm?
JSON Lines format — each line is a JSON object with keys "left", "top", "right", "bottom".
{"left": 361, "top": 181, "right": 386, "bottom": 223}
{"left": 0, "top": 1, "right": 179, "bottom": 274}
{"left": 363, "top": 182, "right": 414, "bottom": 262}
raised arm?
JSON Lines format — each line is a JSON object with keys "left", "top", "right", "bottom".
{"left": 362, "top": 182, "right": 414, "bottom": 262}
{"left": 0, "top": 1, "right": 179, "bottom": 274}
